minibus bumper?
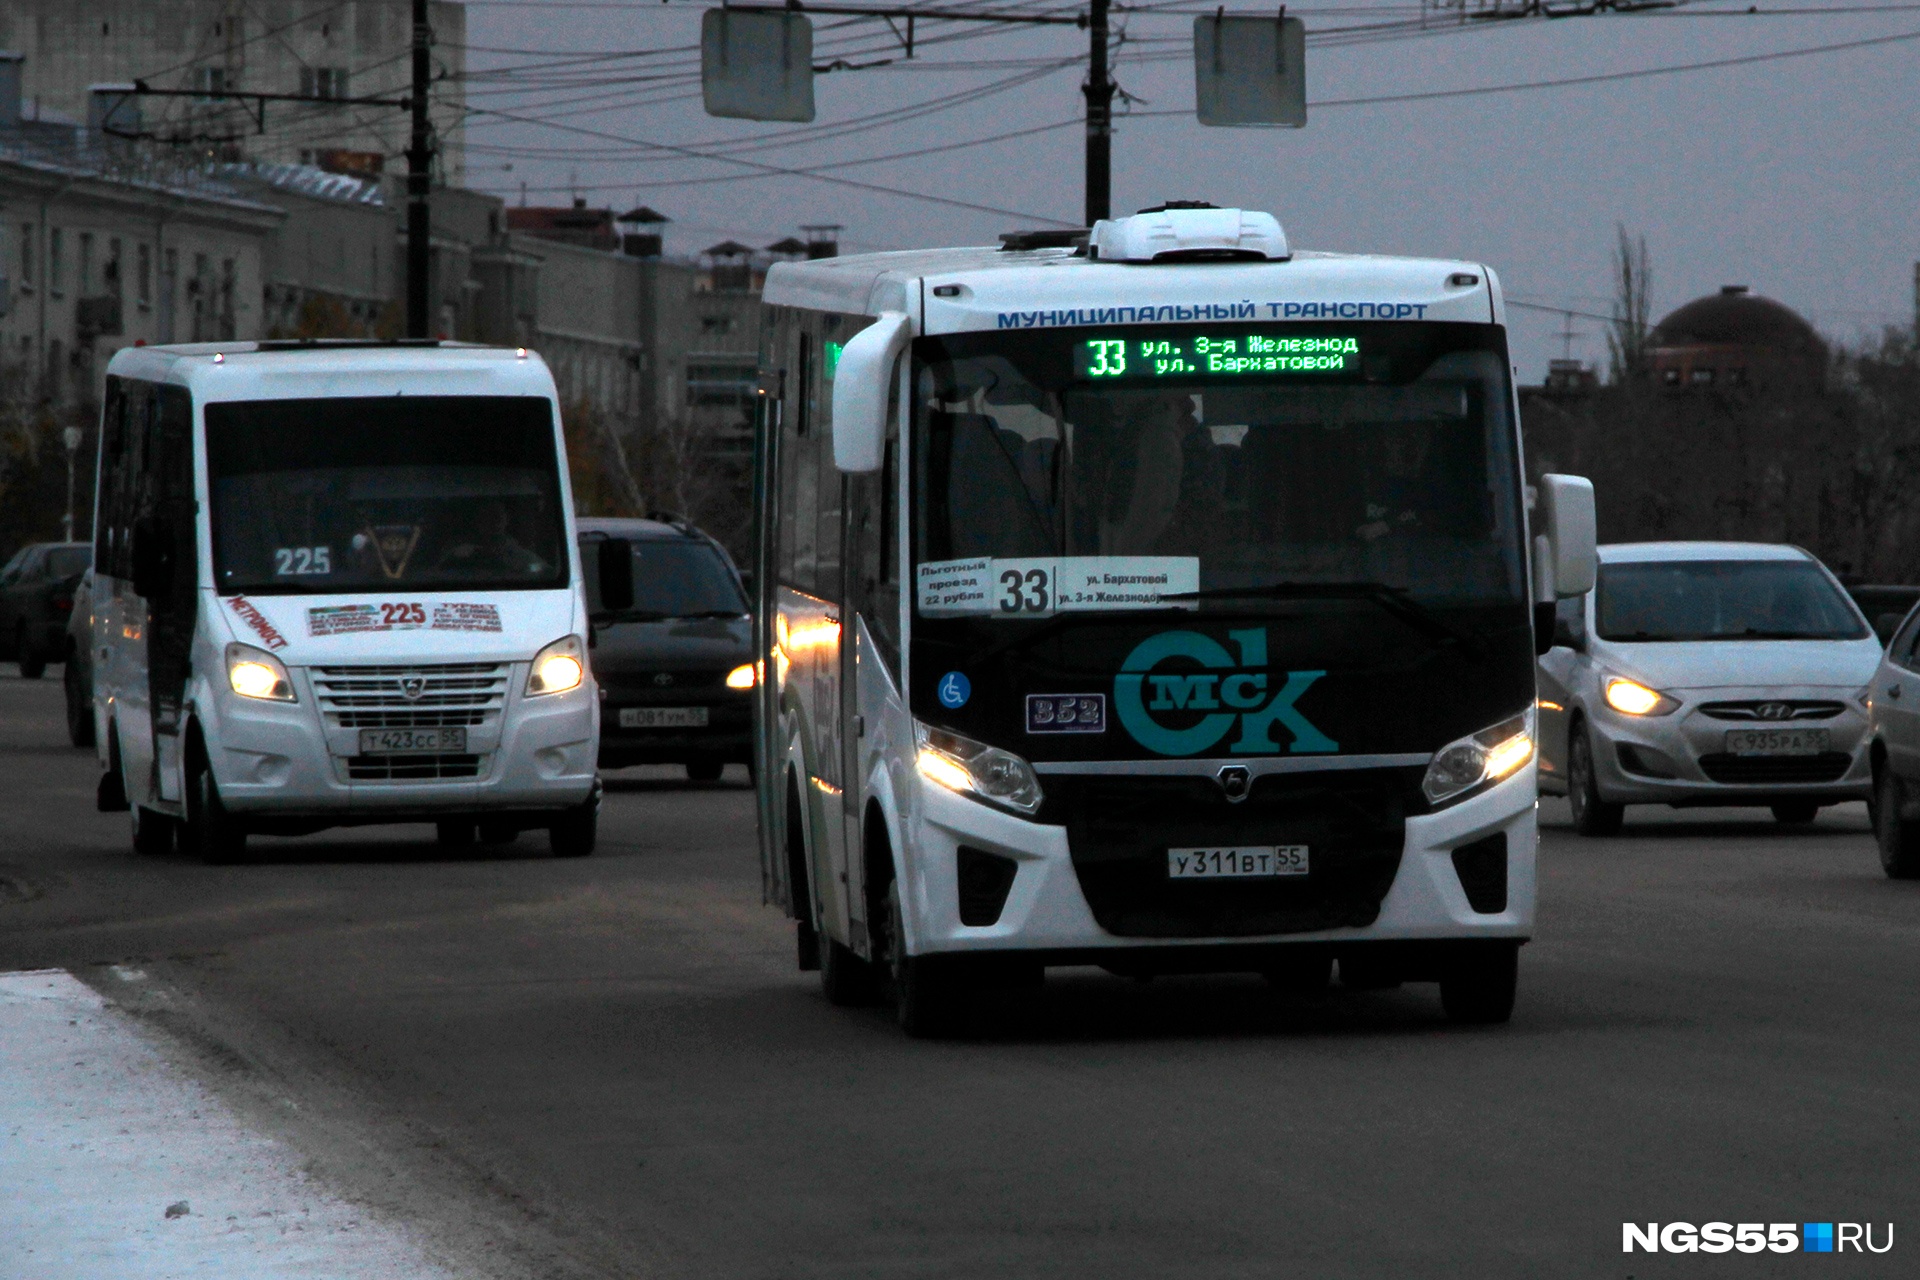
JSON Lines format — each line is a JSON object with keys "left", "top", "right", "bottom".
{"left": 901, "top": 763, "right": 1535, "bottom": 963}
{"left": 203, "top": 671, "right": 597, "bottom": 819}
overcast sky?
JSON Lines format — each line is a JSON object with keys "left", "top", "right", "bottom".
{"left": 455, "top": 1, "right": 1920, "bottom": 382}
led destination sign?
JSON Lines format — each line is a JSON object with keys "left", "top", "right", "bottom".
{"left": 1076, "top": 333, "right": 1359, "bottom": 379}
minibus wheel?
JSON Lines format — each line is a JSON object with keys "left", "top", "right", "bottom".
{"left": 885, "top": 880, "right": 964, "bottom": 1038}
{"left": 131, "top": 805, "right": 176, "bottom": 857}
{"left": 549, "top": 797, "right": 597, "bottom": 858}
{"left": 188, "top": 761, "right": 248, "bottom": 865}
{"left": 1439, "top": 942, "right": 1519, "bottom": 1025}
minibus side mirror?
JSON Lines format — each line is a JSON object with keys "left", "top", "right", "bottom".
{"left": 596, "top": 538, "right": 635, "bottom": 615}
{"left": 1535, "top": 473, "right": 1597, "bottom": 599}
{"left": 830, "top": 311, "right": 910, "bottom": 474}
{"left": 129, "top": 516, "right": 171, "bottom": 600}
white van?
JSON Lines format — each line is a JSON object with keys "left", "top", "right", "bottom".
{"left": 90, "top": 341, "right": 600, "bottom": 862}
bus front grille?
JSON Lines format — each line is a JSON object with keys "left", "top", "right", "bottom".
{"left": 313, "top": 664, "right": 508, "bottom": 730}
{"left": 347, "top": 753, "right": 485, "bottom": 782}
{"left": 1040, "top": 767, "right": 1423, "bottom": 939}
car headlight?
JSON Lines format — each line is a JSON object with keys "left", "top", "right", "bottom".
{"left": 1423, "top": 709, "right": 1534, "bottom": 806}
{"left": 226, "top": 642, "right": 295, "bottom": 702}
{"left": 726, "top": 662, "right": 757, "bottom": 690}
{"left": 527, "top": 635, "right": 586, "bottom": 696}
{"left": 915, "top": 721, "right": 1043, "bottom": 816}
{"left": 1603, "top": 676, "right": 1679, "bottom": 717}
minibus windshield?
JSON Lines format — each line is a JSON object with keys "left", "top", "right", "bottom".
{"left": 206, "top": 396, "right": 567, "bottom": 595}
{"left": 912, "top": 322, "right": 1526, "bottom": 615}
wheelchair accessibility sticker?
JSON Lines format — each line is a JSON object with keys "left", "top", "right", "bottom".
{"left": 1114, "top": 628, "right": 1337, "bottom": 757}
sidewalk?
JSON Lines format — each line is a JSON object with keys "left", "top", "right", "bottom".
{"left": 0, "top": 968, "right": 459, "bottom": 1280}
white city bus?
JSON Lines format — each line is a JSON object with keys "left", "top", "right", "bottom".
{"left": 91, "top": 341, "right": 600, "bottom": 863}
{"left": 750, "top": 204, "right": 1596, "bottom": 1034}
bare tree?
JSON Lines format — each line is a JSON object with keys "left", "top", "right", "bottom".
{"left": 1607, "top": 225, "right": 1654, "bottom": 384}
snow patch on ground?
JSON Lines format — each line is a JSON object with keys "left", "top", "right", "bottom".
{"left": 0, "top": 968, "right": 460, "bottom": 1280}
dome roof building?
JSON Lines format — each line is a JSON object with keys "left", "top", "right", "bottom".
{"left": 1647, "top": 286, "right": 1827, "bottom": 393}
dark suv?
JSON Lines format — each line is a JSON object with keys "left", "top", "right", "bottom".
{"left": 0, "top": 542, "right": 91, "bottom": 678}
{"left": 581, "top": 518, "right": 754, "bottom": 780}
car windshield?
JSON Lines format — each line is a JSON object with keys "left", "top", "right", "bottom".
{"left": 912, "top": 322, "right": 1527, "bottom": 616}
{"left": 589, "top": 539, "right": 745, "bottom": 617}
{"left": 45, "top": 547, "right": 90, "bottom": 578}
{"left": 206, "top": 396, "right": 567, "bottom": 595}
{"left": 1595, "top": 559, "right": 1867, "bottom": 641}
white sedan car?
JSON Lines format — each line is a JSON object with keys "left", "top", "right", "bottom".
{"left": 1537, "top": 542, "right": 1880, "bottom": 835}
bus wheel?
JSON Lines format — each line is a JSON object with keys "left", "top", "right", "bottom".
{"left": 1439, "top": 942, "right": 1518, "bottom": 1025}
{"left": 16, "top": 624, "right": 44, "bottom": 680}
{"left": 188, "top": 762, "right": 248, "bottom": 865}
{"left": 885, "top": 880, "right": 964, "bottom": 1038}
{"left": 131, "top": 805, "right": 176, "bottom": 857}
{"left": 548, "top": 800, "right": 597, "bottom": 858}
{"left": 64, "top": 657, "right": 94, "bottom": 748}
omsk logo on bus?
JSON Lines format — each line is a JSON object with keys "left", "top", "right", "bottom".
{"left": 1115, "top": 628, "right": 1338, "bottom": 757}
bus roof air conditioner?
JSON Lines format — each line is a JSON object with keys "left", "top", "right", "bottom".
{"left": 831, "top": 310, "right": 910, "bottom": 473}
{"left": 1090, "top": 205, "right": 1290, "bottom": 263}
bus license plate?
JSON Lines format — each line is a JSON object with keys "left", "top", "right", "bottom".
{"left": 1725, "top": 728, "right": 1828, "bottom": 757}
{"left": 358, "top": 727, "right": 466, "bottom": 754}
{"left": 1167, "top": 846, "right": 1309, "bottom": 879}
{"left": 619, "top": 707, "right": 709, "bottom": 729}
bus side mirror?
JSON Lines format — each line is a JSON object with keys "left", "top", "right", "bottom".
{"left": 1534, "top": 474, "right": 1597, "bottom": 599}
{"left": 830, "top": 311, "right": 910, "bottom": 474}
{"left": 596, "top": 538, "right": 634, "bottom": 615}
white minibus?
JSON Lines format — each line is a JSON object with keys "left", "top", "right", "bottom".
{"left": 90, "top": 341, "right": 599, "bottom": 862}
{"left": 749, "top": 204, "right": 1596, "bottom": 1034}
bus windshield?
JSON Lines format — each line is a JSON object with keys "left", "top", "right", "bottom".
{"left": 206, "top": 396, "right": 568, "bottom": 595}
{"left": 912, "top": 322, "right": 1526, "bottom": 615}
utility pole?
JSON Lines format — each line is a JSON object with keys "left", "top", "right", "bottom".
{"left": 407, "top": 0, "right": 433, "bottom": 339}
{"left": 1083, "top": 0, "right": 1111, "bottom": 226}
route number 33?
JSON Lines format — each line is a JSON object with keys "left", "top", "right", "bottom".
{"left": 1000, "top": 567, "right": 1049, "bottom": 614}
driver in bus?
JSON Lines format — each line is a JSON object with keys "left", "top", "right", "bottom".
{"left": 1356, "top": 423, "right": 1436, "bottom": 542}
{"left": 1099, "top": 393, "right": 1200, "bottom": 555}
{"left": 436, "top": 500, "right": 550, "bottom": 577}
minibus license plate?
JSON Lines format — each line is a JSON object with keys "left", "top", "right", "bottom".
{"left": 1167, "top": 846, "right": 1308, "bottom": 879}
{"left": 358, "top": 727, "right": 466, "bottom": 754}
{"left": 619, "top": 707, "right": 709, "bottom": 729}
{"left": 1725, "top": 728, "right": 1828, "bottom": 757}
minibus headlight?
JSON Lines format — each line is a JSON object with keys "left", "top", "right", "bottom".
{"left": 226, "top": 642, "right": 295, "bottom": 703}
{"left": 914, "top": 721, "right": 1043, "bottom": 817}
{"left": 527, "top": 635, "right": 586, "bottom": 696}
{"left": 1423, "top": 709, "right": 1534, "bottom": 806}
{"left": 1603, "top": 676, "right": 1678, "bottom": 717}
{"left": 726, "top": 662, "right": 757, "bottom": 690}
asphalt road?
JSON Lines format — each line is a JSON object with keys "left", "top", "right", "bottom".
{"left": 3, "top": 672, "right": 1917, "bottom": 1278}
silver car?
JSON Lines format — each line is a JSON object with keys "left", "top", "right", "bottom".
{"left": 1537, "top": 542, "right": 1879, "bottom": 835}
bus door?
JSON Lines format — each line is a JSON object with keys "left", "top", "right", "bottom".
{"left": 839, "top": 355, "right": 903, "bottom": 947}
{"left": 134, "top": 386, "right": 198, "bottom": 804}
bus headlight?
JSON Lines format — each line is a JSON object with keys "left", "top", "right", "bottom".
{"left": 226, "top": 642, "right": 295, "bottom": 702}
{"left": 1603, "top": 676, "right": 1678, "bottom": 717}
{"left": 1423, "top": 709, "right": 1534, "bottom": 806}
{"left": 915, "top": 721, "right": 1043, "bottom": 817}
{"left": 527, "top": 635, "right": 586, "bottom": 696}
{"left": 726, "top": 662, "right": 757, "bottom": 690}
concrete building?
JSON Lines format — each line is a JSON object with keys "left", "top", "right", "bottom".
{"left": 0, "top": 0, "right": 467, "bottom": 183}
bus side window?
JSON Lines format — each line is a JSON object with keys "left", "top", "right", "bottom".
{"left": 783, "top": 330, "right": 818, "bottom": 594}
{"left": 814, "top": 316, "right": 844, "bottom": 606}
{"left": 98, "top": 377, "right": 126, "bottom": 571}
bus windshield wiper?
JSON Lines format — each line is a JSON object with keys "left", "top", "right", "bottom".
{"left": 1161, "top": 580, "right": 1483, "bottom": 655}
